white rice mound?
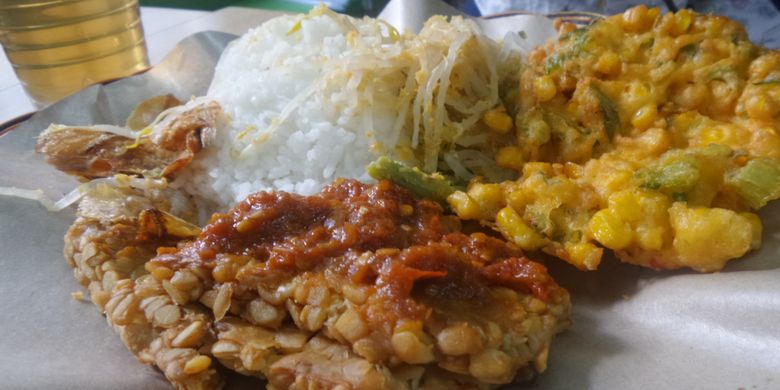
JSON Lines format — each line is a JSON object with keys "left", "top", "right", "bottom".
{"left": 177, "top": 8, "right": 404, "bottom": 207}
{"left": 177, "top": 6, "right": 517, "bottom": 209}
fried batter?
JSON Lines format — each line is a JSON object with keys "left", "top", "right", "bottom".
{"left": 451, "top": 6, "right": 780, "bottom": 272}
{"left": 36, "top": 98, "right": 224, "bottom": 180}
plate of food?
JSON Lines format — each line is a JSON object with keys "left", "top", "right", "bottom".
{"left": 1, "top": 0, "right": 778, "bottom": 389}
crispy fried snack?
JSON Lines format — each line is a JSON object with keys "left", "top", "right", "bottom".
{"left": 40, "top": 97, "right": 229, "bottom": 389}
{"left": 36, "top": 97, "right": 224, "bottom": 180}
{"left": 149, "top": 179, "right": 571, "bottom": 388}
{"left": 64, "top": 180, "right": 222, "bottom": 389}
{"left": 450, "top": 6, "right": 780, "bottom": 272}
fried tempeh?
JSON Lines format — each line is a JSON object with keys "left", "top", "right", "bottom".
{"left": 150, "top": 179, "right": 571, "bottom": 388}
{"left": 64, "top": 181, "right": 222, "bottom": 389}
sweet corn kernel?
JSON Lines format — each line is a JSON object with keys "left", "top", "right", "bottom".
{"left": 396, "top": 145, "right": 415, "bottom": 162}
{"left": 588, "top": 209, "right": 633, "bottom": 250}
{"left": 608, "top": 191, "right": 642, "bottom": 222}
{"left": 603, "top": 170, "right": 633, "bottom": 193}
{"left": 525, "top": 117, "right": 552, "bottom": 144}
{"left": 622, "top": 5, "right": 655, "bottom": 32}
{"left": 636, "top": 127, "right": 671, "bottom": 155}
{"left": 647, "top": 7, "right": 660, "bottom": 20}
{"left": 699, "top": 126, "right": 735, "bottom": 146}
{"left": 183, "top": 355, "right": 211, "bottom": 374}
{"left": 563, "top": 162, "right": 583, "bottom": 177}
{"left": 670, "top": 9, "right": 693, "bottom": 36}
{"left": 739, "top": 212, "right": 763, "bottom": 249}
{"left": 564, "top": 242, "right": 603, "bottom": 271}
{"left": 671, "top": 111, "right": 697, "bottom": 133}
{"left": 639, "top": 188, "right": 673, "bottom": 208}
{"left": 676, "top": 83, "right": 708, "bottom": 109}
{"left": 595, "top": 51, "right": 621, "bottom": 76}
{"left": 636, "top": 226, "right": 665, "bottom": 251}
{"left": 522, "top": 162, "right": 554, "bottom": 177}
{"left": 496, "top": 207, "right": 546, "bottom": 250}
{"left": 624, "top": 82, "right": 652, "bottom": 111}
{"left": 745, "top": 94, "right": 779, "bottom": 121}
{"left": 483, "top": 106, "right": 514, "bottom": 133}
{"left": 496, "top": 146, "right": 524, "bottom": 171}
{"left": 400, "top": 204, "right": 414, "bottom": 216}
{"left": 507, "top": 189, "right": 528, "bottom": 212}
{"left": 534, "top": 75, "right": 557, "bottom": 102}
{"left": 669, "top": 204, "right": 753, "bottom": 271}
{"left": 631, "top": 103, "right": 658, "bottom": 130}
{"left": 447, "top": 191, "right": 481, "bottom": 220}
{"left": 467, "top": 183, "right": 505, "bottom": 217}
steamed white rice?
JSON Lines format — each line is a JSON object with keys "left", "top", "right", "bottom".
{"left": 177, "top": 7, "right": 515, "bottom": 209}
{"left": 177, "top": 9, "right": 401, "bottom": 207}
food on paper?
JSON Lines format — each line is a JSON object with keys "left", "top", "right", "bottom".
{"left": 448, "top": 5, "right": 780, "bottom": 272}
{"left": 32, "top": 19, "right": 571, "bottom": 386}
{"left": 21, "top": 3, "right": 780, "bottom": 390}
{"left": 38, "top": 98, "right": 570, "bottom": 388}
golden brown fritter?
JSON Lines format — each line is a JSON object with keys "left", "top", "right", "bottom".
{"left": 451, "top": 6, "right": 780, "bottom": 272}
{"left": 36, "top": 98, "right": 224, "bottom": 180}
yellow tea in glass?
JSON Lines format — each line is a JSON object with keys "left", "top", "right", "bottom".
{"left": 0, "top": 0, "right": 149, "bottom": 107}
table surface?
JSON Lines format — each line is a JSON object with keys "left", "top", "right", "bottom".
{"left": 0, "top": 6, "right": 282, "bottom": 124}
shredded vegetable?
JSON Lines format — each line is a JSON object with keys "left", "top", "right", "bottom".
{"left": 0, "top": 187, "right": 60, "bottom": 211}
{"left": 228, "top": 8, "right": 514, "bottom": 181}
{"left": 0, "top": 175, "right": 168, "bottom": 212}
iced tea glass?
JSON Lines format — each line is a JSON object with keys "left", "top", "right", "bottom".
{"left": 0, "top": 0, "right": 149, "bottom": 108}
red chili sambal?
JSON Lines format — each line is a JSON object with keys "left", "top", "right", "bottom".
{"left": 151, "top": 179, "right": 565, "bottom": 327}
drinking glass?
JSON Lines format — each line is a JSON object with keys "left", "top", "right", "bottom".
{"left": 0, "top": 0, "right": 149, "bottom": 108}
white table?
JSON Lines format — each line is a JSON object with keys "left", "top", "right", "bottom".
{"left": 0, "top": 6, "right": 282, "bottom": 124}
